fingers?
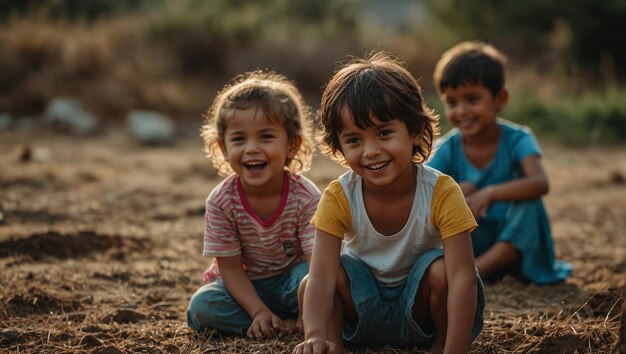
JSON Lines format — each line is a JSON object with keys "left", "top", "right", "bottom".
{"left": 295, "top": 317, "right": 304, "bottom": 334}
{"left": 260, "top": 319, "right": 277, "bottom": 338}
{"left": 247, "top": 319, "right": 277, "bottom": 339}
{"left": 293, "top": 339, "right": 333, "bottom": 354}
{"left": 271, "top": 314, "right": 283, "bottom": 332}
{"left": 246, "top": 324, "right": 256, "bottom": 339}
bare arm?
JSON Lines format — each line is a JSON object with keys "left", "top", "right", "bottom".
{"left": 467, "top": 154, "right": 549, "bottom": 217}
{"left": 442, "top": 231, "right": 477, "bottom": 354}
{"left": 487, "top": 154, "right": 549, "bottom": 200}
{"left": 458, "top": 181, "right": 477, "bottom": 197}
{"left": 294, "top": 229, "right": 342, "bottom": 354}
{"left": 217, "top": 255, "right": 286, "bottom": 339}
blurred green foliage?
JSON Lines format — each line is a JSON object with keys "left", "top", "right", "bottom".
{"left": 146, "top": 0, "right": 359, "bottom": 77}
{"left": 430, "top": 87, "right": 626, "bottom": 144}
{"left": 148, "top": 0, "right": 358, "bottom": 38}
{"left": 505, "top": 87, "right": 626, "bottom": 143}
{"left": 0, "top": 0, "right": 159, "bottom": 20}
{"left": 0, "top": 0, "right": 624, "bottom": 143}
{"left": 427, "top": 0, "right": 626, "bottom": 83}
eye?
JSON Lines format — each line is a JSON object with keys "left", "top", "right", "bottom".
{"left": 230, "top": 136, "right": 244, "bottom": 144}
{"left": 344, "top": 137, "right": 359, "bottom": 145}
{"left": 467, "top": 95, "right": 480, "bottom": 103}
{"left": 261, "top": 133, "right": 275, "bottom": 141}
{"left": 445, "top": 100, "right": 457, "bottom": 108}
{"left": 378, "top": 129, "right": 392, "bottom": 137}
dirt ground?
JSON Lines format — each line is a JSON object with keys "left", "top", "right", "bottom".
{"left": 0, "top": 129, "right": 624, "bottom": 354}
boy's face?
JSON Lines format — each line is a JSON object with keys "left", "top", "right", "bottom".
{"left": 337, "top": 106, "right": 420, "bottom": 188}
{"left": 440, "top": 83, "right": 508, "bottom": 138}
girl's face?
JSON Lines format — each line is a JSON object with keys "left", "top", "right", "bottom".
{"left": 440, "top": 83, "right": 508, "bottom": 139}
{"left": 338, "top": 106, "right": 421, "bottom": 189}
{"left": 219, "top": 107, "right": 297, "bottom": 192}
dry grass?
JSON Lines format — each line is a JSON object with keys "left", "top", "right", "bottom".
{"left": 0, "top": 131, "right": 624, "bottom": 353}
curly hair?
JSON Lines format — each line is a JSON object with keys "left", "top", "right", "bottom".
{"left": 201, "top": 70, "right": 314, "bottom": 176}
{"left": 318, "top": 51, "right": 439, "bottom": 166}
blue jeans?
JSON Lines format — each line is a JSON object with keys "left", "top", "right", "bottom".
{"left": 186, "top": 261, "right": 308, "bottom": 334}
{"left": 340, "top": 250, "right": 485, "bottom": 347}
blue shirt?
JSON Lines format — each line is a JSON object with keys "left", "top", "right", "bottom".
{"left": 427, "top": 118, "right": 542, "bottom": 221}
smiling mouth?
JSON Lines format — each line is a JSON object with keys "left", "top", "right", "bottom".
{"left": 243, "top": 161, "right": 267, "bottom": 170}
{"left": 366, "top": 161, "right": 390, "bottom": 170}
{"left": 457, "top": 119, "right": 476, "bottom": 128}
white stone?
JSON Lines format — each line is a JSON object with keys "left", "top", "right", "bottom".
{"left": 44, "top": 98, "right": 99, "bottom": 135}
{"left": 126, "top": 110, "right": 175, "bottom": 145}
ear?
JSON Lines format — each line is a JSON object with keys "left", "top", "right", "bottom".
{"left": 288, "top": 136, "right": 302, "bottom": 160}
{"left": 495, "top": 88, "right": 509, "bottom": 112}
{"left": 411, "top": 121, "right": 425, "bottom": 146}
{"left": 218, "top": 139, "right": 228, "bottom": 161}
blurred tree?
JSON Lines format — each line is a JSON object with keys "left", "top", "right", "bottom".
{"left": 148, "top": 0, "right": 359, "bottom": 76}
{"left": 0, "top": 0, "right": 160, "bottom": 21}
{"left": 427, "top": 0, "right": 626, "bottom": 82}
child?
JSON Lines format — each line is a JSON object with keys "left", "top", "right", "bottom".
{"left": 187, "top": 70, "right": 321, "bottom": 339}
{"left": 427, "top": 41, "right": 572, "bottom": 284}
{"left": 293, "top": 52, "right": 485, "bottom": 354}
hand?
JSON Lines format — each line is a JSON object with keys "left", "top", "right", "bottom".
{"left": 293, "top": 337, "right": 336, "bottom": 354}
{"left": 466, "top": 187, "right": 493, "bottom": 218}
{"left": 295, "top": 315, "right": 304, "bottom": 334}
{"left": 458, "top": 181, "right": 477, "bottom": 197}
{"left": 202, "top": 268, "right": 212, "bottom": 283}
{"left": 247, "top": 309, "right": 285, "bottom": 339}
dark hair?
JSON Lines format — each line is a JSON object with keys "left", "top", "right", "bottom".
{"left": 433, "top": 41, "right": 507, "bottom": 96}
{"left": 201, "top": 70, "right": 314, "bottom": 176}
{"left": 318, "top": 51, "right": 439, "bottom": 165}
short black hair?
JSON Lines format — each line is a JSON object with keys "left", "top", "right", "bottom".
{"left": 434, "top": 41, "right": 507, "bottom": 96}
{"left": 319, "top": 51, "right": 439, "bottom": 165}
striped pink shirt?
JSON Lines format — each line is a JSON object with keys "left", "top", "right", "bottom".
{"left": 203, "top": 172, "right": 321, "bottom": 282}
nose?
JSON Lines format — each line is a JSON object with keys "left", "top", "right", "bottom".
{"left": 363, "top": 139, "right": 381, "bottom": 158}
{"left": 245, "top": 139, "right": 261, "bottom": 154}
{"left": 456, "top": 102, "right": 469, "bottom": 117}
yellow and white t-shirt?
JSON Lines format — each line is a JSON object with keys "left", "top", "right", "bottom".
{"left": 312, "top": 164, "right": 476, "bottom": 286}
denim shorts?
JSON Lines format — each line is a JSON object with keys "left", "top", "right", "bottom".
{"left": 186, "top": 261, "right": 308, "bottom": 334}
{"left": 340, "top": 249, "right": 485, "bottom": 347}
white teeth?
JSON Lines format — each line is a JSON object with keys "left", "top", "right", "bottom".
{"left": 458, "top": 119, "right": 474, "bottom": 128}
{"left": 367, "top": 161, "right": 389, "bottom": 170}
{"left": 244, "top": 161, "right": 265, "bottom": 166}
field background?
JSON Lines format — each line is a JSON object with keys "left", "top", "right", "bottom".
{"left": 1, "top": 1, "right": 624, "bottom": 353}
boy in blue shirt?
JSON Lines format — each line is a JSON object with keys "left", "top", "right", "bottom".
{"left": 428, "top": 41, "right": 572, "bottom": 284}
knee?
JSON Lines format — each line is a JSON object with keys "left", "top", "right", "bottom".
{"left": 187, "top": 287, "right": 230, "bottom": 330}
{"left": 299, "top": 268, "right": 350, "bottom": 296}
{"left": 425, "top": 258, "right": 448, "bottom": 294}
{"left": 336, "top": 266, "right": 350, "bottom": 290}
{"left": 298, "top": 275, "right": 309, "bottom": 302}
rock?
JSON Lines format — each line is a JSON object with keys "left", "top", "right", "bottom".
{"left": 0, "top": 113, "right": 11, "bottom": 130}
{"left": 126, "top": 110, "right": 175, "bottom": 145}
{"left": 44, "top": 98, "right": 99, "bottom": 135}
